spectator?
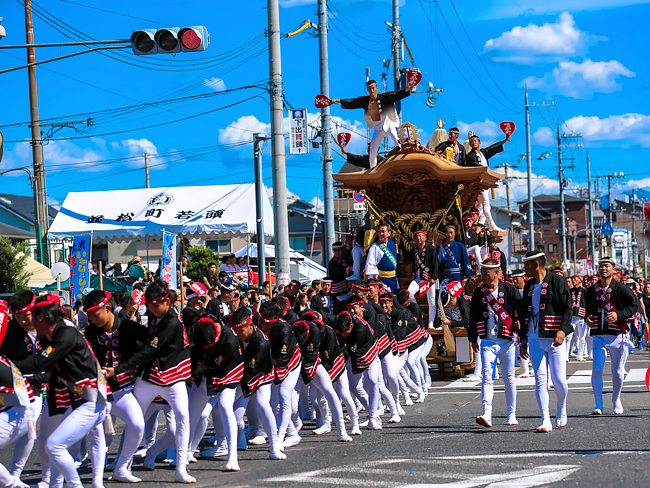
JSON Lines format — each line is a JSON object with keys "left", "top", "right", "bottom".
{"left": 349, "top": 231, "right": 365, "bottom": 280}
{"left": 262, "top": 280, "right": 271, "bottom": 296}
{"left": 218, "top": 271, "right": 230, "bottom": 289}
{"left": 154, "top": 257, "right": 163, "bottom": 279}
{"left": 311, "top": 280, "right": 321, "bottom": 293}
{"left": 201, "top": 262, "right": 218, "bottom": 289}
{"left": 62, "top": 304, "right": 75, "bottom": 327}
{"left": 294, "top": 292, "right": 310, "bottom": 313}
{"left": 306, "top": 287, "right": 317, "bottom": 303}
{"left": 231, "top": 290, "right": 241, "bottom": 311}
{"left": 96, "top": 259, "right": 108, "bottom": 276}
{"left": 437, "top": 290, "right": 470, "bottom": 330}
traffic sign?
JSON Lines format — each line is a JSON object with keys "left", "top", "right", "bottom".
{"left": 353, "top": 191, "right": 365, "bottom": 202}
{"left": 353, "top": 202, "right": 365, "bottom": 211}
{"left": 601, "top": 220, "right": 614, "bottom": 236}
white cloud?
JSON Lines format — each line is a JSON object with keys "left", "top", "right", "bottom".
{"left": 309, "top": 196, "right": 324, "bottom": 213}
{"left": 484, "top": 12, "right": 606, "bottom": 64}
{"left": 533, "top": 127, "right": 555, "bottom": 146}
{"left": 218, "top": 115, "right": 271, "bottom": 145}
{"left": 521, "top": 59, "right": 635, "bottom": 99}
{"left": 204, "top": 77, "right": 226, "bottom": 92}
{"left": 492, "top": 168, "right": 561, "bottom": 208}
{"left": 43, "top": 140, "right": 105, "bottom": 173}
{"left": 121, "top": 138, "right": 158, "bottom": 156}
{"left": 483, "top": 1, "right": 650, "bottom": 19}
{"left": 626, "top": 178, "right": 650, "bottom": 190}
{"left": 560, "top": 113, "right": 650, "bottom": 147}
{"left": 457, "top": 118, "right": 500, "bottom": 142}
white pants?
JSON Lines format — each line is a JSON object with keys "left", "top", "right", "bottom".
{"left": 110, "top": 389, "right": 145, "bottom": 472}
{"left": 332, "top": 367, "right": 358, "bottom": 423}
{"left": 271, "top": 363, "right": 301, "bottom": 441}
{"left": 478, "top": 189, "right": 501, "bottom": 231}
{"left": 419, "top": 335, "right": 433, "bottom": 385}
{"left": 407, "top": 342, "right": 427, "bottom": 390}
{"left": 592, "top": 334, "right": 628, "bottom": 411}
{"left": 133, "top": 378, "right": 190, "bottom": 471}
{"left": 380, "top": 353, "right": 402, "bottom": 410}
{"left": 46, "top": 401, "right": 108, "bottom": 488}
{"left": 369, "top": 121, "right": 399, "bottom": 168}
{"left": 298, "top": 364, "right": 347, "bottom": 435}
{"left": 10, "top": 394, "right": 42, "bottom": 478}
{"left": 376, "top": 366, "right": 398, "bottom": 416}
{"left": 480, "top": 339, "right": 516, "bottom": 420}
{"left": 0, "top": 407, "right": 29, "bottom": 488}
{"left": 407, "top": 279, "right": 437, "bottom": 327}
{"left": 529, "top": 335, "right": 568, "bottom": 425}
{"left": 347, "top": 357, "right": 381, "bottom": 421}
{"left": 467, "top": 245, "right": 486, "bottom": 273}
{"left": 573, "top": 318, "right": 588, "bottom": 360}
{"left": 396, "top": 351, "right": 420, "bottom": 398}
{"left": 243, "top": 383, "right": 281, "bottom": 453}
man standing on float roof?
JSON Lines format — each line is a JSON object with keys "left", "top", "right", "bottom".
{"left": 365, "top": 223, "right": 399, "bottom": 293}
{"left": 330, "top": 80, "right": 412, "bottom": 168}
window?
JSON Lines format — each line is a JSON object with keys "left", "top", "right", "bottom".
{"left": 548, "top": 243, "right": 558, "bottom": 254}
{"left": 290, "top": 237, "right": 308, "bottom": 252}
{"left": 206, "top": 239, "right": 231, "bottom": 253}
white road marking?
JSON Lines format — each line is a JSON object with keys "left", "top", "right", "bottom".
{"left": 625, "top": 368, "right": 647, "bottom": 382}
{"left": 567, "top": 370, "right": 592, "bottom": 384}
{"left": 399, "top": 465, "right": 580, "bottom": 488}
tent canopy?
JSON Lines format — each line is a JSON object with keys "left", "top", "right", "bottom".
{"left": 19, "top": 253, "right": 55, "bottom": 288}
{"left": 41, "top": 274, "right": 128, "bottom": 294}
{"left": 48, "top": 184, "right": 274, "bottom": 242}
{"left": 235, "top": 243, "right": 326, "bottom": 282}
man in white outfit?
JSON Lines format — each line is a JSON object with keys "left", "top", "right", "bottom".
{"left": 330, "top": 80, "right": 412, "bottom": 168}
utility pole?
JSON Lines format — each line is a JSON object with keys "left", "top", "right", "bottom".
{"left": 494, "top": 162, "right": 512, "bottom": 210}
{"left": 523, "top": 88, "right": 554, "bottom": 251}
{"left": 631, "top": 189, "right": 637, "bottom": 273}
{"left": 317, "top": 0, "right": 334, "bottom": 265}
{"left": 267, "top": 0, "right": 291, "bottom": 286}
{"left": 253, "top": 133, "right": 268, "bottom": 284}
{"left": 144, "top": 153, "right": 150, "bottom": 188}
{"left": 24, "top": 0, "right": 49, "bottom": 265}
{"left": 587, "top": 152, "right": 596, "bottom": 266}
{"left": 605, "top": 172, "right": 625, "bottom": 257}
{"left": 392, "top": 0, "right": 401, "bottom": 121}
{"left": 557, "top": 125, "right": 568, "bottom": 265}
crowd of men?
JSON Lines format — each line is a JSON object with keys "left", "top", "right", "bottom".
{"left": 0, "top": 216, "right": 647, "bottom": 486}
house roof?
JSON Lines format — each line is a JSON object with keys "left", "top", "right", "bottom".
{"left": 0, "top": 193, "right": 58, "bottom": 225}
{"left": 516, "top": 194, "right": 587, "bottom": 205}
{"left": 492, "top": 205, "right": 523, "bottom": 218}
{"left": 0, "top": 222, "right": 33, "bottom": 240}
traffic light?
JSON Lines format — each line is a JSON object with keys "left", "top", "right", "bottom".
{"left": 130, "top": 26, "right": 209, "bottom": 55}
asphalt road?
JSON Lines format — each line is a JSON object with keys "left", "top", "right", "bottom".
{"left": 3, "top": 351, "right": 649, "bottom": 488}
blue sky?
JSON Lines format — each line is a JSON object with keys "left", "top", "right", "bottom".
{"left": 1, "top": 0, "right": 649, "bottom": 211}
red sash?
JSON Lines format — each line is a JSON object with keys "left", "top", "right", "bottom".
{"left": 594, "top": 285, "right": 628, "bottom": 333}
{"left": 481, "top": 287, "right": 516, "bottom": 335}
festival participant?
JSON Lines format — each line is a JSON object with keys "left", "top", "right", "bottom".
{"left": 407, "top": 224, "right": 439, "bottom": 328}
{"left": 346, "top": 296, "right": 400, "bottom": 423}
{"left": 330, "top": 80, "right": 413, "bottom": 168}
{"left": 83, "top": 290, "right": 145, "bottom": 483}
{"left": 274, "top": 296, "right": 299, "bottom": 326}
{"left": 0, "top": 298, "right": 36, "bottom": 488}
{"left": 434, "top": 127, "right": 466, "bottom": 166}
{"left": 468, "top": 259, "right": 522, "bottom": 427}
{"left": 291, "top": 320, "right": 353, "bottom": 442}
{"left": 585, "top": 258, "right": 638, "bottom": 415}
{"left": 519, "top": 251, "right": 573, "bottom": 432}
{"left": 105, "top": 279, "right": 195, "bottom": 483}
{"left": 437, "top": 285, "right": 470, "bottom": 329}
{"left": 257, "top": 302, "right": 302, "bottom": 445}
{"left": 329, "top": 242, "right": 352, "bottom": 301}
{"left": 438, "top": 225, "right": 472, "bottom": 284}
{"left": 570, "top": 275, "right": 588, "bottom": 361}
{"left": 396, "top": 290, "right": 432, "bottom": 390}
{"left": 190, "top": 314, "right": 243, "bottom": 471}
{"left": 206, "top": 283, "right": 236, "bottom": 321}
{"left": 25, "top": 295, "right": 110, "bottom": 488}
{"left": 311, "top": 278, "right": 334, "bottom": 314}
{"left": 379, "top": 294, "right": 427, "bottom": 404}
{"left": 464, "top": 132, "right": 511, "bottom": 231}
{"left": 230, "top": 308, "right": 286, "bottom": 460}
{"left": 365, "top": 223, "right": 400, "bottom": 293}
{"left": 511, "top": 270, "right": 533, "bottom": 378}
{"left": 334, "top": 311, "right": 383, "bottom": 430}
{"left": 2, "top": 291, "right": 49, "bottom": 486}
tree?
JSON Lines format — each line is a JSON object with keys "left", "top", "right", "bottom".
{"left": 185, "top": 245, "right": 220, "bottom": 282}
{"left": 0, "top": 238, "right": 31, "bottom": 292}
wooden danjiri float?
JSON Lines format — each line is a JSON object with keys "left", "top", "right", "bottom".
{"left": 333, "top": 122, "right": 507, "bottom": 376}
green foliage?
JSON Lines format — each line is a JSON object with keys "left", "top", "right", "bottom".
{"left": 0, "top": 238, "right": 31, "bottom": 293}
{"left": 185, "top": 245, "right": 220, "bottom": 282}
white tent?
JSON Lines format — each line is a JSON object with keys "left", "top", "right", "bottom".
{"left": 234, "top": 243, "right": 327, "bottom": 282}
{"left": 48, "top": 184, "right": 274, "bottom": 241}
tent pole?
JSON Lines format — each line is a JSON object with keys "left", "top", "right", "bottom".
{"left": 180, "top": 259, "right": 185, "bottom": 311}
{"left": 146, "top": 238, "right": 150, "bottom": 274}
{"left": 99, "top": 260, "right": 103, "bottom": 291}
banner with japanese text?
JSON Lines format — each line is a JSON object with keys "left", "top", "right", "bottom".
{"left": 69, "top": 233, "right": 92, "bottom": 302}
{"left": 161, "top": 231, "right": 177, "bottom": 290}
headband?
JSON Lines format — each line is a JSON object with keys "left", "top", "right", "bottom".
{"left": 523, "top": 251, "right": 546, "bottom": 262}
{"left": 462, "top": 215, "right": 473, "bottom": 221}
{"left": 258, "top": 316, "right": 279, "bottom": 325}
{"left": 345, "top": 299, "right": 363, "bottom": 307}
{"left": 31, "top": 295, "right": 62, "bottom": 312}
{"left": 146, "top": 292, "right": 169, "bottom": 304}
{"left": 186, "top": 293, "right": 198, "bottom": 300}
{"left": 470, "top": 210, "right": 480, "bottom": 215}
{"left": 510, "top": 271, "right": 525, "bottom": 277}
{"left": 397, "top": 296, "right": 411, "bottom": 306}
{"left": 197, "top": 317, "right": 220, "bottom": 347}
{"left": 230, "top": 314, "right": 253, "bottom": 329}
{"left": 336, "top": 311, "right": 352, "bottom": 335}
{"left": 413, "top": 229, "right": 427, "bottom": 235}
{"left": 278, "top": 297, "right": 290, "bottom": 314}
{"left": 351, "top": 284, "right": 369, "bottom": 291}
{"left": 378, "top": 296, "right": 393, "bottom": 302}
{"left": 481, "top": 263, "right": 501, "bottom": 270}
{"left": 368, "top": 280, "right": 381, "bottom": 287}
{"left": 85, "top": 292, "right": 113, "bottom": 312}
{"left": 10, "top": 294, "right": 36, "bottom": 314}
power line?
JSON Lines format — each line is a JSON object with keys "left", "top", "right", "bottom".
{"left": 58, "top": 0, "right": 176, "bottom": 27}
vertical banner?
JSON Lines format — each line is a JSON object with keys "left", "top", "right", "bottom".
{"left": 289, "top": 109, "right": 309, "bottom": 154}
{"left": 161, "top": 232, "right": 178, "bottom": 290}
{"left": 69, "top": 233, "right": 92, "bottom": 302}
